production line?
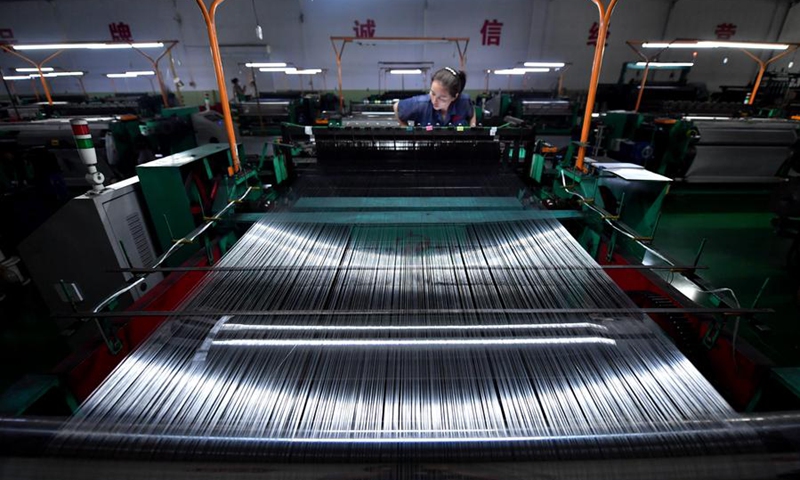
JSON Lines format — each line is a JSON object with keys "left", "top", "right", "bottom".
{"left": 3, "top": 3, "right": 800, "bottom": 477}
{"left": 3, "top": 119, "right": 800, "bottom": 478}
{"left": 0, "top": 107, "right": 232, "bottom": 186}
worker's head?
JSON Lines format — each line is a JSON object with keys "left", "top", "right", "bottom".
{"left": 430, "top": 67, "right": 466, "bottom": 111}
{"left": 231, "top": 78, "right": 240, "bottom": 85}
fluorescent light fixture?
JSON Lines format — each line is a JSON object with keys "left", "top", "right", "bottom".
{"left": 641, "top": 42, "right": 694, "bottom": 49}
{"left": 246, "top": 62, "right": 287, "bottom": 68}
{"left": 493, "top": 67, "right": 550, "bottom": 75}
{"left": 629, "top": 62, "right": 694, "bottom": 70}
{"left": 2, "top": 75, "right": 34, "bottom": 80}
{"left": 284, "top": 68, "right": 322, "bottom": 75}
{"left": 106, "top": 70, "right": 155, "bottom": 78}
{"left": 709, "top": 41, "right": 789, "bottom": 50}
{"left": 642, "top": 41, "right": 789, "bottom": 50}
{"left": 390, "top": 69, "right": 423, "bottom": 74}
{"left": 17, "top": 71, "right": 84, "bottom": 78}
{"left": 634, "top": 62, "right": 694, "bottom": 68}
{"left": 41, "top": 71, "right": 84, "bottom": 77}
{"left": 16, "top": 67, "right": 54, "bottom": 73}
{"left": 13, "top": 42, "right": 164, "bottom": 50}
{"left": 258, "top": 67, "right": 291, "bottom": 72}
{"left": 523, "top": 62, "right": 566, "bottom": 68}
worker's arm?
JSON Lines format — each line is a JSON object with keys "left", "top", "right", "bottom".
{"left": 394, "top": 101, "right": 408, "bottom": 127}
{"left": 470, "top": 109, "right": 477, "bottom": 127}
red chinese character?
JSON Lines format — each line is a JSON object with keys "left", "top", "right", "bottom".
{"left": 715, "top": 23, "right": 737, "bottom": 40}
{"left": 587, "top": 22, "right": 610, "bottom": 47}
{"left": 0, "top": 28, "right": 13, "bottom": 40}
{"left": 109, "top": 22, "right": 133, "bottom": 42}
{"left": 480, "top": 19, "right": 503, "bottom": 46}
{"left": 353, "top": 19, "right": 376, "bottom": 38}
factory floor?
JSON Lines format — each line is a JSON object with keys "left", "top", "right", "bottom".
{"left": 654, "top": 190, "right": 800, "bottom": 365}
{"left": 0, "top": 283, "right": 70, "bottom": 411}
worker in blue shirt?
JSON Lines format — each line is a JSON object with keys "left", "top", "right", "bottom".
{"left": 393, "top": 67, "right": 476, "bottom": 127}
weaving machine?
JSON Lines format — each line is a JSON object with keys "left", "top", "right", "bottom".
{"left": 343, "top": 92, "right": 426, "bottom": 128}
{"left": 594, "top": 112, "right": 800, "bottom": 184}
{"left": 234, "top": 96, "right": 297, "bottom": 135}
{"left": 234, "top": 92, "right": 338, "bottom": 134}
{"left": 3, "top": 125, "right": 800, "bottom": 479}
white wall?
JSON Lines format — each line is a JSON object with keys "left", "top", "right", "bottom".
{"left": 1, "top": 0, "right": 799, "bottom": 99}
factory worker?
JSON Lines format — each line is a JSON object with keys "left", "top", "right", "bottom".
{"left": 394, "top": 67, "right": 476, "bottom": 127}
{"left": 231, "top": 77, "right": 247, "bottom": 103}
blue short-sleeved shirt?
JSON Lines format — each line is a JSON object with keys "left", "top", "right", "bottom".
{"left": 397, "top": 93, "right": 474, "bottom": 126}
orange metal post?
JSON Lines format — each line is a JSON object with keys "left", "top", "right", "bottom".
{"left": 195, "top": 0, "right": 241, "bottom": 174}
{"left": 634, "top": 62, "right": 651, "bottom": 112}
{"left": 455, "top": 39, "right": 469, "bottom": 71}
{"left": 132, "top": 41, "right": 178, "bottom": 108}
{"left": 576, "top": 0, "right": 619, "bottom": 172}
{"left": 749, "top": 61, "right": 767, "bottom": 105}
{"left": 626, "top": 41, "right": 671, "bottom": 113}
{"left": 741, "top": 47, "right": 797, "bottom": 105}
{"left": 556, "top": 64, "right": 572, "bottom": 97}
{"left": 154, "top": 68, "right": 170, "bottom": 107}
{"left": 331, "top": 38, "right": 346, "bottom": 112}
{"left": 37, "top": 51, "right": 63, "bottom": 105}
{"left": 0, "top": 46, "right": 63, "bottom": 105}
{"left": 36, "top": 66, "right": 53, "bottom": 105}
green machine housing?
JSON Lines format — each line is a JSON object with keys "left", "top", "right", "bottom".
{"left": 136, "top": 143, "right": 255, "bottom": 266}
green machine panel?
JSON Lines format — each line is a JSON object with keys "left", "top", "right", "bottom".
{"left": 136, "top": 144, "right": 236, "bottom": 266}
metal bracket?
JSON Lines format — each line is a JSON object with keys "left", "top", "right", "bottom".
{"left": 702, "top": 318, "right": 725, "bottom": 349}
{"left": 92, "top": 316, "right": 122, "bottom": 355}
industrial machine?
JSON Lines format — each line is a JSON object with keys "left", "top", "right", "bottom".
{"left": 1, "top": 94, "right": 171, "bottom": 122}
{"left": 593, "top": 111, "right": 800, "bottom": 184}
{"left": 4, "top": 140, "right": 259, "bottom": 409}
{"left": 339, "top": 91, "right": 425, "bottom": 127}
{"left": 3, "top": 119, "right": 800, "bottom": 479}
{"left": 17, "top": 175, "right": 163, "bottom": 348}
{"left": 476, "top": 91, "right": 578, "bottom": 147}
{"left": 0, "top": 107, "right": 234, "bottom": 253}
{"left": 0, "top": 106, "right": 231, "bottom": 187}
{"left": 135, "top": 142, "right": 256, "bottom": 266}
{"left": 593, "top": 60, "right": 708, "bottom": 113}
{"left": 233, "top": 91, "right": 337, "bottom": 134}
{"left": 0, "top": 117, "right": 126, "bottom": 189}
